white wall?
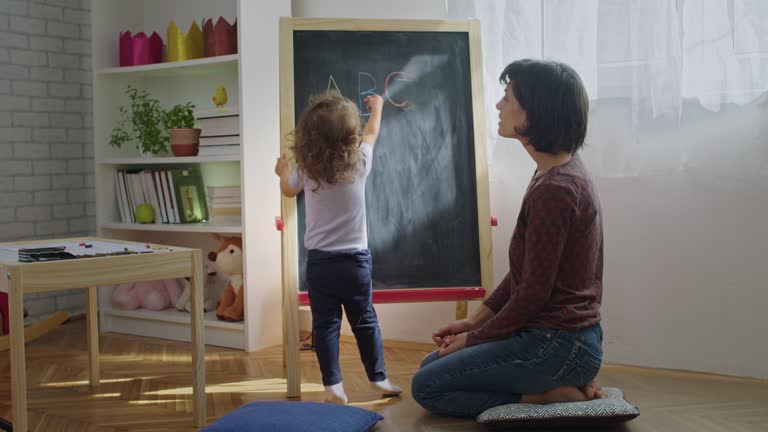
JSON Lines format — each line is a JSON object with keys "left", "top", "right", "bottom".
{"left": 593, "top": 98, "right": 768, "bottom": 379}
{"left": 241, "top": 0, "right": 291, "bottom": 351}
{"left": 291, "top": 0, "right": 768, "bottom": 379}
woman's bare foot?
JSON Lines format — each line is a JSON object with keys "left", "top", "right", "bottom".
{"left": 521, "top": 382, "right": 606, "bottom": 405}
{"left": 581, "top": 381, "right": 607, "bottom": 399}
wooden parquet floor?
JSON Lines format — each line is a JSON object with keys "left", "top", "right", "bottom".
{"left": 1, "top": 319, "right": 767, "bottom": 431}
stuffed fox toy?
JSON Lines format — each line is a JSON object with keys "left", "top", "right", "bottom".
{"left": 209, "top": 234, "right": 244, "bottom": 322}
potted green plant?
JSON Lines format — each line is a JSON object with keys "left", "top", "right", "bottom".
{"left": 165, "top": 102, "right": 201, "bottom": 157}
{"left": 109, "top": 85, "right": 200, "bottom": 157}
{"left": 109, "top": 86, "right": 168, "bottom": 156}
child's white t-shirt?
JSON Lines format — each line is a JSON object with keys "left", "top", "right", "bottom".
{"left": 288, "top": 142, "right": 373, "bottom": 252}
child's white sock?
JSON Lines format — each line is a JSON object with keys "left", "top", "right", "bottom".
{"left": 370, "top": 378, "right": 402, "bottom": 396}
{"left": 323, "top": 382, "right": 348, "bottom": 404}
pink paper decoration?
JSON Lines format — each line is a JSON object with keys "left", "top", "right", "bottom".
{"left": 119, "top": 31, "right": 163, "bottom": 67}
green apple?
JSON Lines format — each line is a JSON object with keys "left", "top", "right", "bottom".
{"left": 135, "top": 203, "right": 156, "bottom": 224}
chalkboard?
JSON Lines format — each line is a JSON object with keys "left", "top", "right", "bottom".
{"left": 292, "top": 29, "right": 482, "bottom": 291}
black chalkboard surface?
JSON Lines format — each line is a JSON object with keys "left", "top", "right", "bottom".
{"left": 292, "top": 30, "right": 481, "bottom": 291}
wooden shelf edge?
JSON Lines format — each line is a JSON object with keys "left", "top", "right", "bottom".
{"left": 100, "top": 222, "right": 242, "bottom": 234}
{"left": 97, "top": 155, "right": 241, "bottom": 165}
{"left": 101, "top": 306, "right": 244, "bottom": 331}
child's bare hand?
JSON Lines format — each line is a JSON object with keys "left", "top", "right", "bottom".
{"left": 274, "top": 155, "right": 290, "bottom": 177}
{"left": 364, "top": 94, "right": 383, "bottom": 112}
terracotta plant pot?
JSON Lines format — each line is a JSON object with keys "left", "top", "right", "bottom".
{"left": 170, "top": 128, "right": 201, "bottom": 157}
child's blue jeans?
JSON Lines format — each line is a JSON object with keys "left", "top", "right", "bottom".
{"left": 306, "top": 248, "right": 387, "bottom": 386}
{"left": 412, "top": 324, "right": 603, "bottom": 417}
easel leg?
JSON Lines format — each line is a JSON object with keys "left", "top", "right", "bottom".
{"left": 190, "top": 250, "right": 206, "bottom": 427}
{"left": 455, "top": 300, "right": 468, "bottom": 320}
{"left": 87, "top": 286, "right": 100, "bottom": 386}
{"left": 283, "top": 299, "right": 301, "bottom": 398}
{"left": 8, "top": 267, "right": 27, "bottom": 432}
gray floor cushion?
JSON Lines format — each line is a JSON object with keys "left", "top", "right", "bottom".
{"left": 477, "top": 387, "right": 639, "bottom": 429}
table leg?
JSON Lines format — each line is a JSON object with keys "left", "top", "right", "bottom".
{"left": 8, "top": 267, "right": 27, "bottom": 431}
{"left": 87, "top": 286, "right": 100, "bottom": 386}
{"left": 190, "top": 250, "right": 206, "bottom": 427}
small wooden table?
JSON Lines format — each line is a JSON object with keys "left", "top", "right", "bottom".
{"left": 0, "top": 237, "right": 206, "bottom": 430}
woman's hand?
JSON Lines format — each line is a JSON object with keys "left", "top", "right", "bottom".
{"left": 438, "top": 332, "right": 468, "bottom": 357}
{"left": 432, "top": 318, "right": 475, "bottom": 346}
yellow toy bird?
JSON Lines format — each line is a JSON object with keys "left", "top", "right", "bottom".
{"left": 212, "top": 86, "right": 228, "bottom": 108}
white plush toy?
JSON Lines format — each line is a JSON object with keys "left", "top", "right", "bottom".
{"left": 175, "top": 262, "right": 217, "bottom": 313}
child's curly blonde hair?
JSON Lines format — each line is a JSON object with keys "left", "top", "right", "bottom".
{"left": 291, "top": 91, "right": 362, "bottom": 190}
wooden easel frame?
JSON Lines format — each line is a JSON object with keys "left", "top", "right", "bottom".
{"left": 278, "top": 18, "right": 492, "bottom": 398}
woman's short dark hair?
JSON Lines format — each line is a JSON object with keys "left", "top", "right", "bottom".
{"left": 500, "top": 59, "right": 589, "bottom": 154}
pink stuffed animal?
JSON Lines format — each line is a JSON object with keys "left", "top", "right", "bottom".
{"left": 112, "top": 279, "right": 182, "bottom": 311}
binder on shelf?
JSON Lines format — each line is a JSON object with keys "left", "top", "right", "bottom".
{"left": 210, "top": 206, "right": 241, "bottom": 217}
{"left": 115, "top": 171, "right": 130, "bottom": 223}
{"left": 159, "top": 170, "right": 177, "bottom": 224}
{"left": 197, "top": 145, "right": 241, "bottom": 156}
{"left": 209, "top": 196, "right": 241, "bottom": 205}
{"left": 199, "top": 135, "right": 240, "bottom": 146}
{"left": 143, "top": 171, "right": 163, "bottom": 224}
{"left": 197, "top": 116, "right": 239, "bottom": 137}
{"left": 196, "top": 107, "right": 240, "bottom": 138}
{"left": 153, "top": 170, "right": 169, "bottom": 223}
{"left": 207, "top": 185, "right": 240, "bottom": 198}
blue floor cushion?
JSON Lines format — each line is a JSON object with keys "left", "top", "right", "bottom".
{"left": 477, "top": 387, "right": 639, "bottom": 429}
{"left": 201, "top": 401, "right": 383, "bottom": 432}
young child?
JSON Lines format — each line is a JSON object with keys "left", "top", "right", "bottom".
{"left": 275, "top": 91, "right": 402, "bottom": 404}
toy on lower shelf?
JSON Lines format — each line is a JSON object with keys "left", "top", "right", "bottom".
{"left": 209, "top": 234, "right": 244, "bottom": 322}
{"left": 112, "top": 279, "right": 182, "bottom": 311}
{"left": 175, "top": 262, "right": 217, "bottom": 313}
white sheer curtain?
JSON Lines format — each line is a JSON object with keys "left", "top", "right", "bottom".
{"left": 446, "top": 0, "right": 768, "bottom": 177}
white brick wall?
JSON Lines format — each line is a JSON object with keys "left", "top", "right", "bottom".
{"left": 0, "top": 0, "right": 93, "bottom": 323}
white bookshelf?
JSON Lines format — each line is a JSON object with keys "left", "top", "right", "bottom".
{"left": 92, "top": 0, "right": 289, "bottom": 351}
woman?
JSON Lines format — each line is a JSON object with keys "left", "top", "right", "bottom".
{"left": 411, "top": 59, "right": 606, "bottom": 417}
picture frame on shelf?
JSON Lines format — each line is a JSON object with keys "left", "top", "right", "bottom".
{"left": 172, "top": 167, "right": 209, "bottom": 223}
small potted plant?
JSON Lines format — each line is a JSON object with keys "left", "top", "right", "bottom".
{"left": 165, "top": 102, "right": 201, "bottom": 157}
{"left": 109, "top": 86, "right": 168, "bottom": 156}
{"left": 110, "top": 85, "right": 200, "bottom": 157}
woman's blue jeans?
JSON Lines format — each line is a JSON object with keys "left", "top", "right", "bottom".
{"left": 411, "top": 324, "right": 603, "bottom": 417}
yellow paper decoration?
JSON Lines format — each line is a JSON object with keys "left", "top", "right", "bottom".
{"left": 167, "top": 20, "right": 204, "bottom": 62}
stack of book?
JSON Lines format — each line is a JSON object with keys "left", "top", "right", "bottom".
{"left": 196, "top": 107, "right": 240, "bottom": 156}
{"left": 207, "top": 185, "right": 241, "bottom": 218}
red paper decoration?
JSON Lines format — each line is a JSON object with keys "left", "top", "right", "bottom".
{"left": 203, "top": 17, "right": 237, "bottom": 57}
